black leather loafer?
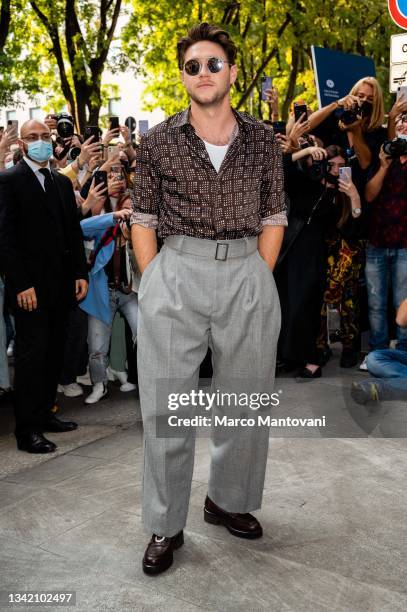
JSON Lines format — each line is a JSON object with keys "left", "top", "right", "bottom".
{"left": 16, "top": 432, "right": 57, "bottom": 454}
{"left": 142, "top": 531, "right": 184, "bottom": 575}
{"left": 43, "top": 414, "right": 78, "bottom": 433}
{"left": 204, "top": 496, "right": 263, "bottom": 539}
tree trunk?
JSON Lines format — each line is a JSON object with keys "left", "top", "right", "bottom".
{"left": 236, "top": 13, "right": 291, "bottom": 110}
{"left": 281, "top": 46, "right": 300, "bottom": 121}
{"left": 0, "top": 0, "right": 10, "bottom": 53}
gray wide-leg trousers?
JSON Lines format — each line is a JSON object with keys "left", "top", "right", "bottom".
{"left": 137, "top": 235, "right": 281, "bottom": 536}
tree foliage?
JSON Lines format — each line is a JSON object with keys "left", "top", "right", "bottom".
{"left": 123, "top": 0, "right": 394, "bottom": 119}
{"left": 0, "top": 0, "right": 397, "bottom": 123}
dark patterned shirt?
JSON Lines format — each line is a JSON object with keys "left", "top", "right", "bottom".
{"left": 369, "top": 158, "right": 407, "bottom": 248}
{"left": 130, "top": 108, "right": 286, "bottom": 239}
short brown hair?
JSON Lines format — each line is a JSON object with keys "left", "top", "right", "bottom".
{"left": 177, "top": 23, "right": 237, "bottom": 70}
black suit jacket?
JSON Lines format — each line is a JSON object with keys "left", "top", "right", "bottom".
{"left": 0, "top": 159, "right": 88, "bottom": 308}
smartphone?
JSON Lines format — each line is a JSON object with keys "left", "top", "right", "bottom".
{"left": 397, "top": 86, "right": 407, "bottom": 104}
{"left": 93, "top": 170, "right": 108, "bottom": 191}
{"left": 138, "top": 120, "right": 149, "bottom": 135}
{"left": 110, "top": 164, "right": 124, "bottom": 180}
{"left": 294, "top": 103, "right": 308, "bottom": 123}
{"left": 339, "top": 166, "right": 352, "bottom": 182}
{"left": 108, "top": 145, "right": 119, "bottom": 159}
{"left": 271, "top": 121, "right": 286, "bottom": 136}
{"left": 109, "top": 116, "right": 119, "bottom": 130}
{"left": 261, "top": 76, "right": 273, "bottom": 101}
{"left": 83, "top": 125, "right": 100, "bottom": 142}
{"left": 125, "top": 116, "right": 136, "bottom": 134}
{"left": 7, "top": 119, "right": 18, "bottom": 136}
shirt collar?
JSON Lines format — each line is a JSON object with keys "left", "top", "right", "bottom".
{"left": 23, "top": 156, "right": 51, "bottom": 175}
{"left": 169, "top": 107, "right": 256, "bottom": 130}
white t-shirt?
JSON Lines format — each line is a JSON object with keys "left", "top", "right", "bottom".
{"left": 203, "top": 140, "right": 229, "bottom": 173}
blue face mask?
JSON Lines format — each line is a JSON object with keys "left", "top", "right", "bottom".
{"left": 5, "top": 160, "right": 14, "bottom": 169}
{"left": 26, "top": 140, "right": 53, "bottom": 163}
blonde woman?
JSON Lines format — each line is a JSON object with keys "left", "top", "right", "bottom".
{"left": 308, "top": 76, "right": 386, "bottom": 173}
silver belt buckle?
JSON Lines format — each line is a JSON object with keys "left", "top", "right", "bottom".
{"left": 215, "top": 243, "right": 229, "bottom": 261}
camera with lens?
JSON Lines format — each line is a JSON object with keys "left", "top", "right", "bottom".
{"left": 307, "top": 158, "right": 328, "bottom": 182}
{"left": 306, "top": 158, "right": 339, "bottom": 187}
{"left": 382, "top": 137, "right": 407, "bottom": 159}
{"left": 67, "top": 146, "right": 81, "bottom": 162}
{"left": 337, "top": 101, "right": 372, "bottom": 126}
{"left": 53, "top": 112, "right": 75, "bottom": 138}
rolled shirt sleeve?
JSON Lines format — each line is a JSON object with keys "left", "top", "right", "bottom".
{"left": 261, "top": 211, "right": 288, "bottom": 227}
{"left": 130, "top": 134, "right": 161, "bottom": 228}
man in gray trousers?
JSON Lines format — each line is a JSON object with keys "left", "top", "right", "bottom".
{"left": 131, "top": 22, "right": 286, "bottom": 575}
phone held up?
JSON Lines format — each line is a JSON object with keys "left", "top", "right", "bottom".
{"left": 261, "top": 76, "right": 273, "bottom": 102}
{"left": 338, "top": 166, "right": 352, "bottom": 182}
{"left": 93, "top": 170, "right": 108, "bottom": 192}
{"left": 294, "top": 102, "right": 308, "bottom": 124}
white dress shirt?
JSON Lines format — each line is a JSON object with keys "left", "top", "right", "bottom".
{"left": 23, "top": 156, "right": 52, "bottom": 191}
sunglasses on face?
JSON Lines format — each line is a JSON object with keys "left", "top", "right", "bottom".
{"left": 183, "top": 57, "right": 230, "bottom": 76}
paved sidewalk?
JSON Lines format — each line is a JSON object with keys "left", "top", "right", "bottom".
{"left": 1, "top": 351, "right": 407, "bottom": 611}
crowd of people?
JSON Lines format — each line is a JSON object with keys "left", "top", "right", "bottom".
{"left": 0, "top": 74, "right": 406, "bottom": 442}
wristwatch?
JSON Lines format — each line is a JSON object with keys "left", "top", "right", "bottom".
{"left": 352, "top": 207, "right": 362, "bottom": 217}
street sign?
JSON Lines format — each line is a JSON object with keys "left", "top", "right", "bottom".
{"left": 390, "top": 33, "right": 407, "bottom": 64}
{"left": 390, "top": 62, "right": 407, "bottom": 92}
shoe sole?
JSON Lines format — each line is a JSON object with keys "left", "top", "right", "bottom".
{"left": 17, "top": 444, "right": 57, "bottom": 454}
{"left": 142, "top": 532, "right": 184, "bottom": 576}
{"left": 204, "top": 508, "right": 263, "bottom": 539}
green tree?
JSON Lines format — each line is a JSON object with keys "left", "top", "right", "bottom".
{"left": 27, "top": 0, "right": 124, "bottom": 131}
{"left": 123, "top": 0, "right": 394, "bottom": 120}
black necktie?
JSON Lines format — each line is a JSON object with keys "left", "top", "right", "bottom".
{"left": 39, "top": 167, "right": 54, "bottom": 195}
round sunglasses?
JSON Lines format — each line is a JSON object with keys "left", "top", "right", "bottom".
{"left": 183, "top": 57, "right": 230, "bottom": 76}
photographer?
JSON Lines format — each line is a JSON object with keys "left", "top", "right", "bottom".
{"left": 308, "top": 77, "right": 386, "bottom": 176}
{"left": 79, "top": 203, "right": 139, "bottom": 405}
{"left": 363, "top": 112, "right": 407, "bottom": 359}
{"left": 275, "top": 143, "right": 362, "bottom": 378}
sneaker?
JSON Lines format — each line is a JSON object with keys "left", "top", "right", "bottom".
{"left": 120, "top": 382, "right": 137, "bottom": 392}
{"left": 85, "top": 383, "right": 108, "bottom": 404}
{"left": 109, "top": 369, "right": 128, "bottom": 385}
{"left": 351, "top": 381, "right": 380, "bottom": 405}
{"left": 60, "top": 383, "right": 83, "bottom": 398}
{"left": 6, "top": 340, "right": 14, "bottom": 357}
{"left": 359, "top": 356, "right": 368, "bottom": 372}
{"left": 76, "top": 371, "right": 92, "bottom": 386}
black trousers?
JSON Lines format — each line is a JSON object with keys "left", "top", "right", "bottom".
{"left": 13, "top": 305, "right": 68, "bottom": 436}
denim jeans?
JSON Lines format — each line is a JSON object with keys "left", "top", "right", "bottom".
{"left": 365, "top": 349, "right": 407, "bottom": 401}
{"left": 88, "top": 289, "right": 138, "bottom": 384}
{"left": 365, "top": 245, "right": 407, "bottom": 351}
{"left": 0, "top": 277, "right": 11, "bottom": 388}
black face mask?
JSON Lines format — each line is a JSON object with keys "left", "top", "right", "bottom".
{"left": 325, "top": 172, "right": 339, "bottom": 187}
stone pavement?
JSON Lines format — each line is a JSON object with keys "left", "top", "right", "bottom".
{"left": 0, "top": 348, "right": 407, "bottom": 611}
